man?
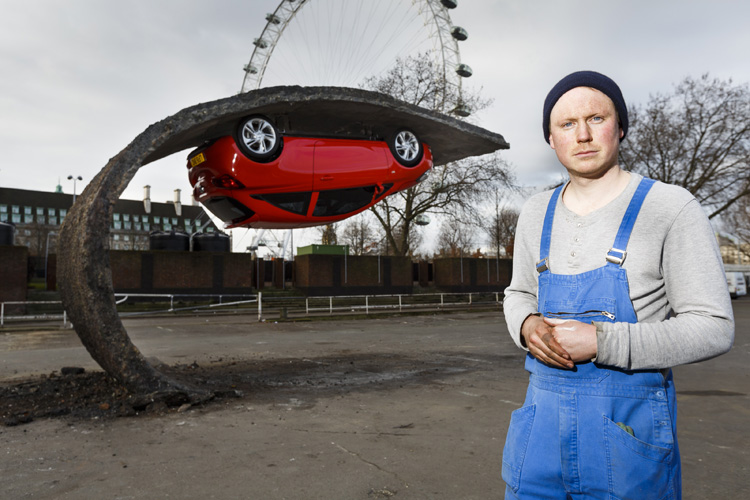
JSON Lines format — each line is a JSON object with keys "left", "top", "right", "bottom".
{"left": 501, "top": 71, "right": 734, "bottom": 500}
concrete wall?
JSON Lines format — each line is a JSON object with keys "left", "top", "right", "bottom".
{"left": 0, "top": 245, "right": 29, "bottom": 313}
{"left": 110, "top": 250, "right": 255, "bottom": 294}
{"left": 295, "top": 254, "right": 413, "bottom": 296}
{"left": 433, "top": 257, "right": 512, "bottom": 292}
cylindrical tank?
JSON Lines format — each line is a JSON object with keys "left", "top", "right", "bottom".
{"left": 0, "top": 221, "right": 15, "bottom": 246}
{"left": 193, "top": 232, "right": 231, "bottom": 252}
{"left": 149, "top": 230, "right": 189, "bottom": 251}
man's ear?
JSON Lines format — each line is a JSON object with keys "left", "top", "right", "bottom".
{"left": 619, "top": 127, "right": 624, "bottom": 140}
{"left": 549, "top": 134, "right": 556, "bottom": 150}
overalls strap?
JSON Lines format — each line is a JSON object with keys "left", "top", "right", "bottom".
{"left": 537, "top": 185, "right": 564, "bottom": 273}
{"left": 606, "top": 178, "right": 656, "bottom": 265}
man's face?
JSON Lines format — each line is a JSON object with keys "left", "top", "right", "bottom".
{"left": 548, "top": 87, "right": 623, "bottom": 179}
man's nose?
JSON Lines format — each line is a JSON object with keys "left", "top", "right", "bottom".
{"left": 577, "top": 123, "right": 592, "bottom": 142}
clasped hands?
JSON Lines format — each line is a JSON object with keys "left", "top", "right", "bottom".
{"left": 521, "top": 314, "right": 598, "bottom": 369}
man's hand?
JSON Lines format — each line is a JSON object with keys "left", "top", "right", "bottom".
{"left": 521, "top": 315, "right": 574, "bottom": 369}
{"left": 543, "top": 317, "right": 598, "bottom": 363}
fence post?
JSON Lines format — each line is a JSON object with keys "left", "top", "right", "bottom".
{"left": 306, "top": 298, "right": 309, "bottom": 316}
{"left": 366, "top": 296, "right": 369, "bottom": 315}
{"left": 1, "top": 303, "right": 4, "bottom": 327}
{"left": 258, "top": 291, "right": 262, "bottom": 321}
{"left": 329, "top": 296, "right": 333, "bottom": 315}
{"left": 469, "top": 293, "right": 473, "bottom": 305}
{"left": 399, "top": 295, "right": 402, "bottom": 312}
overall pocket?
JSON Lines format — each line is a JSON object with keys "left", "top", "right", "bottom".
{"left": 543, "top": 298, "right": 617, "bottom": 324}
{"left": 603, "top": 415, "right": 674, "bottom": 500}
{"left": 501, "top": 404, "right": 536, "bottom": 492}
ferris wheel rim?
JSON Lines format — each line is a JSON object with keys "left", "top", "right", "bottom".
{"left": 240, "top": 0, "right": 470, "bottom": 115}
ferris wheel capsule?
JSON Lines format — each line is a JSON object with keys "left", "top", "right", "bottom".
{"left": 456, "top": 63, "right": 473, "bottom": 78}
{"left": 441, "top": 0, "right": 458, "bottom": 8}
{"left": 451, "top": 26, "right": 468, "bottom": 41}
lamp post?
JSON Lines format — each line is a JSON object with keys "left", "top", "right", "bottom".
{"left": 67, "top": 175, "right": 83, "bottom": 204}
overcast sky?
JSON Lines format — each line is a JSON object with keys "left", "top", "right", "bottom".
{"left": 2, "top": 0, "right": 749, "bottom": 251}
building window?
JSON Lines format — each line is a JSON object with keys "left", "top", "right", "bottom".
{"left": 114, "top": 221, "right": 122, "bottom": 230}
{"left": 132, "top": 215, "right": 140, "bottom": 222}
{"left": 143, "top": 223, "right": 150, "bottom": 231}
{"left": 124, "top": 222, "right": 132, "bottom": 230}
{"left": 48, "top": 208, "right": 56, "bottom": 216}
{"left": 12, "top": 214, "right": 21, "bottom": 223}
{"left": 49, "top": 217, "right": 58, "bottom": 225}
{"left": 154, "top": 216, "right": 161, "bottom": 224}
{"left": 114, "top": 213, "right": 121, "bottom": 221}
{"left": 0, "top": 205, "right": 7, "bottom": 214}
{"left": 123, "top": 214, "right": 130, "bottom": 222}
{"left": 171, "top": 218, "right": 178, "bottom": 225}
{"left": 163, "top": 223, "right": 172, "bottom": 231}
{"left": 135, "top": 222, "right": 142, "bottom": 231}
{"left": 36, "top": 207, "right": 44, "bottom": 216}
{"left": 12, "top": 205, "right": 20, "bottom": 214}
{"left": 24, "top": 206, "right": 32, "bottom": 215}
{"left": 24, "top": 214, "right": 33, "bottom": 223}
{"left": 60, "top": 209, "right": 67, "bottom": 217}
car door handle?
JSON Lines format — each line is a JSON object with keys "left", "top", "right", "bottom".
{"left": 319, "top": 175, "right": 334, "bottom": 181}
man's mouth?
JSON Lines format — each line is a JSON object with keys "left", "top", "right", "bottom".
{"left": 575, "top": 150, "right": 597, "bottom": 157}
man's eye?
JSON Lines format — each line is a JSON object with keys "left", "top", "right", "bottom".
{"left": 591, "top": 116, "right": 604, "bottom": 123}
{"left": 562, "top": 121, "right": 574, "bottom": 128}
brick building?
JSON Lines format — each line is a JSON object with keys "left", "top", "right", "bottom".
{"left": 0, "top": 185, "right": 221, "bottom": 258}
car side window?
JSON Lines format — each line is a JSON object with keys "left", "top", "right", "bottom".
{"left": 313, "top": 186, "right": 376, "bottom": 217}
{"left": 251, "top": 192, "right": 312, "bottom": 216}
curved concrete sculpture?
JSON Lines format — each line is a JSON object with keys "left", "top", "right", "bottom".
{"left": 57, "top": 86, "right": 509, "bottom": 400}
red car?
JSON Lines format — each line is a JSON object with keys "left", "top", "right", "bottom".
{"left": 186, "top": 115, "right": 433, "bottom": 229}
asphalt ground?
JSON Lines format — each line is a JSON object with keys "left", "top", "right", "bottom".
{"left": 0, "top": 302, "right": 748, "bottom": 499}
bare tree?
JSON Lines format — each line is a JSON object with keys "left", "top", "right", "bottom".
{"left": 619, "top": 74, "right": 750, "bottom": 219}
{"left": 435, "top": 217, "right": 476, "bottom": 258}
{"left": 362, "top": 54, "right": 516, "bottom": 256}
{"left": 317, "top": 223, "right": 338, "bottom": 245}
{"left": 486, "top": 195, "right": 519, "bottom": 258}
{"left": 340, "top": 215, "right": 379, "bottom": 255}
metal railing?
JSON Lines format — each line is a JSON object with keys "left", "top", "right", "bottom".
{"left": 1, "top": 291, "right": 502, "bottom": 327}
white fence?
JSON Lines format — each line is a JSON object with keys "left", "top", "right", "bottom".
{"left": 1, "top": 291, "right": 503, "bottom": 328}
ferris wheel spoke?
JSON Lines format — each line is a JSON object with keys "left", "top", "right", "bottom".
{"left": 240, "top": 0, "right": 471, "bottom": 116}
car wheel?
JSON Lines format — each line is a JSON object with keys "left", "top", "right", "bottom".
{"left": 235, "top": 115, "right": 282, "bottom": 162}
{"left": 389, "top": 128, "right": 423, "bottom": 167}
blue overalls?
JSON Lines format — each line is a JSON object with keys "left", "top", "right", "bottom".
{"left": 503, "top": 178, "right": 681, "bottom": 500}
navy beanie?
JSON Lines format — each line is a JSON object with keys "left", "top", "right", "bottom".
{"left": 542, "top": 71, "right": 628, "bottom": 143}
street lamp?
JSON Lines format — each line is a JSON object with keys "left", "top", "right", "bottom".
{"left": 67, "top": 175, "right": 83, "bottom": 204}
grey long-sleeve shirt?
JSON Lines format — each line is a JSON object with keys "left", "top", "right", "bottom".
{"left": 503, "top": 173, "right": 734, "bottom": 370}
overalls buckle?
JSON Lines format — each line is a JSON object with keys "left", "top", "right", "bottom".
{"left": 606, "top": 248, "right": 627, "bottom": 265}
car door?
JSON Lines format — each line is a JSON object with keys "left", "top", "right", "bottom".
{"left": 312, "top": 139, "right": 389, "bottom": 192}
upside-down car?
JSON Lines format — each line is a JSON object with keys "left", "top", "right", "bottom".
{"left": 187, "top": 114, "right": 433, "bottom": 229}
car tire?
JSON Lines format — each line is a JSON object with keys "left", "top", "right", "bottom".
{"left": 389, "top": 128, "right": 424, "bottom": 167}
{"left": 235, "top": 115, "right": 282, "bottom": 162}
